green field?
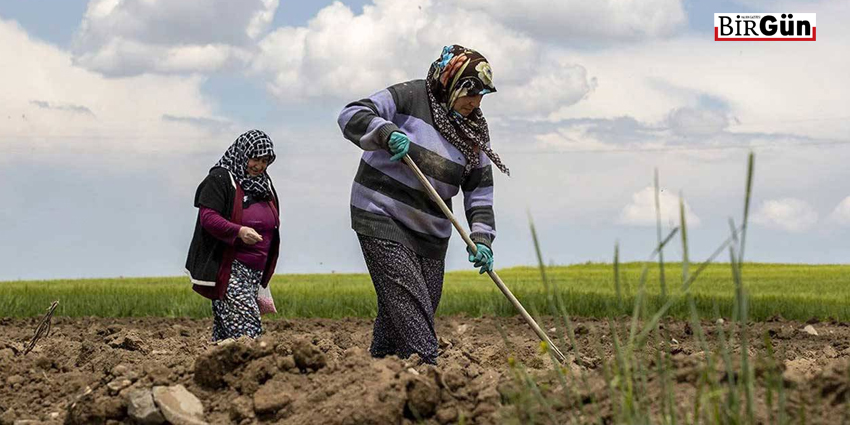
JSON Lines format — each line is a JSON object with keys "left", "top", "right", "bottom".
{"left": 2, "top": 262, "right": 848, "bottom": 321}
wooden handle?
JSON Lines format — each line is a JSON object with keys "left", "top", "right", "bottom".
{"left": 401, "top": 155, "right": 567, "bottom": 363}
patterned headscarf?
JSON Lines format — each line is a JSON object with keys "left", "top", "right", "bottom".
{"left": 214, "top": 129, "right": 276, "bottom": 200}
{"left": 425, "top": 45, "right": 510, "bottom": 177}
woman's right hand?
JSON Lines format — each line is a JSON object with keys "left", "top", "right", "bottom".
{"left": 238, "top": 226, "right": 263, "bottom": 245}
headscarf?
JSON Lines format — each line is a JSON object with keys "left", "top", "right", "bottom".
{"left": 425, "top": 45, "right": 510, "bottom": 177}
{"left": 214, "top": 129, "right": 276, "bottom": 200}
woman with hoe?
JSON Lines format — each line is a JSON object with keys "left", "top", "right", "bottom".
{"left": 338, "top": 45, "right": 509, "bottom": 364}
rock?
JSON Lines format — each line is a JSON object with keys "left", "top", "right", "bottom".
{"left": 456, "top": 324, "right": 470, "bottom": 335}
{"left": 253, "top": 381, "right": 293, "bottom": 414}
{"left": 292, "top": 340, "right": 326, "bottom": 372}
{"left": 107, "top": 379, "right": 133, "bottom": 395}
{"left": 152, "top": 385, "right": 207, "bottom": 425}
{"left": 6, "top": 375, "right": 24, "bottom": 387}
{"left": 127, "top": 389, "right": 166, "bottom": 425}
{"left": 802, "top": 325, "right": 819, "bottom": 336}
{"left": 13, "top": 420, "right": 46, "bottom": 425}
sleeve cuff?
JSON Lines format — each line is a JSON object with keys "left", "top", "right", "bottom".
{"left": 470, "top": 232, "right": 493, "bottom": 250}
{"left": 376, "top": 123, "right": 401, "bottom": 150}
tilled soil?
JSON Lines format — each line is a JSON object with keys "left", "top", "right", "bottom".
{"left": 2, "top": 316, "right": 850, "bottom": 424}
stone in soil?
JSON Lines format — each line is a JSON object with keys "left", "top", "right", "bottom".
{"left": 152, "top": 384, "right": 207, "bottom": 425}
{"left": 127, "top": 388, "right": 166, "bottom": 425}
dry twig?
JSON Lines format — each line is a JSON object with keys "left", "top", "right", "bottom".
{"left": 20, "top": 300, "right": 59, "bottom": 356}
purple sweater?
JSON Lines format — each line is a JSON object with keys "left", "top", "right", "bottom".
{"left": 200, "top": 201, "right": 278, "bottom": 271}
{"left": 338, "top": 79, "right": 496, "bottom": 259}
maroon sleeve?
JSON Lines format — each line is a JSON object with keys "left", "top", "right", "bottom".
{"left": 200, "top": 207, "right": 241, "bottom": 245}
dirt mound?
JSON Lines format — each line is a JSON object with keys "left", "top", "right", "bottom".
{"left": 2, "top": 317, "right": 850, "bottom": 424}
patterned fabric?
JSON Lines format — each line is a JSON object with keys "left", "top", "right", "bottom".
{"left": 358, "top": 234, "right": 445, "bottom": 365}
{"left": 211, "top": 260, "right": 263, "bottom": 341}
{"left": 426, "top": 45, "right": 510, "bottom": 177}
{"left": 214, "top": 129, "right": 276, "bottom": 200}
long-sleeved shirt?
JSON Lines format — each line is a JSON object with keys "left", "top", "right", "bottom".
{"left": 200, "top": 201, "right": 278, "bottom": 271}
{"left": 337, "top": 79, "right": 496, "bottom": 259}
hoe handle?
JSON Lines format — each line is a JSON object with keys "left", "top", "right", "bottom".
{"left": 402, "top": 155, "right": 567, "bottom": 364}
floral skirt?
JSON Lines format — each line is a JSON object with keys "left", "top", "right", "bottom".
{"left": 358, "top": 234, "right": 445, "bottom": 364}
{"left": 211, "top": 260, "right": 263, "bottom": 341}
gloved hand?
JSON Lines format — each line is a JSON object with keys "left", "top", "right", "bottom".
{"left": 388, "top": 131, "right": 410, "bottom": 162}
{"left": 467, "top": 244, "right": 494, "bottom": 274}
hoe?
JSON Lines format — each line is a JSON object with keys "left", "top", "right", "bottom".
{"left": 402, "top": 154, "right": 567, "bottom": 364}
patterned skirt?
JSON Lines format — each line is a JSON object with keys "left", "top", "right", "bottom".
{"left": 358, "top": 234, "right": 445, "bottom": 364}
{"left": 211, "top": 260, "right": 263, "bottom": 341}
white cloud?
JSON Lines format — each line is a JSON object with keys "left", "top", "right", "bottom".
{"left": 618, "top": 186, "right": 701, "bottom": 227}
{"left": 545, "top": 18, "right": 850, "bottom": 142}
{"left": 72, "top": 0, "right": 278, "bottom": 76}
{"left": 249, "top": 0, "right": 594, "bottom": 117}
{"left": 752, "top": 198, "right": 818, "bottom": 233}
{"left": 456, "top": 0, "right": 687, "bottom": 41}
{"left": 667, "top": 106, "right": 729, "bottom": 136}
{"left": 0, "top": 17, "right": 233, "bottom": 159}
{"left": 829, "top": 196, "right": 850, "bottom": 226}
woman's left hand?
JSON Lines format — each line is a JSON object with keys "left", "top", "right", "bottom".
{"left": 467, "top": 244, "right": 494, "bottom": 274}
{"left": 388, "top": 132, "right": 410, "bottom": 162}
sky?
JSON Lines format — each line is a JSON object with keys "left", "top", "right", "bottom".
{"left": 0, "top": 0, "right": 848, "bottom": 281}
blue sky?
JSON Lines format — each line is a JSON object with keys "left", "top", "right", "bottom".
{"left": 0, "top": 0, "right": 848, "bottom": 280}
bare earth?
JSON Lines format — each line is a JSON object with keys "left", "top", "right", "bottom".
{"left": 1, "top": 316, "right": 849, "bottom": 424}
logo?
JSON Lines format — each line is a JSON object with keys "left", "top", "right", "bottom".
{"left": 714, "top": 13, "right": 816, "bottom": 41}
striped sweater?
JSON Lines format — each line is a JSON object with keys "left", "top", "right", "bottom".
{"left": 337, "top": 79, "right": 496, "bottom": 259}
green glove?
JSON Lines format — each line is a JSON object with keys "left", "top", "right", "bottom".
{"left": 388, "top": 131, "right": 410, "bottom": 162}
{"left": 467, "top": 244, "right": 494, "bottom": 274}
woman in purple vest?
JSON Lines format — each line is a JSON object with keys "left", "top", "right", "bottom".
{"left": 185, "top": 130, "right": 281, "bottom": 341}
{"left": 338, "top": 45, "right": 509, "bottom": 364}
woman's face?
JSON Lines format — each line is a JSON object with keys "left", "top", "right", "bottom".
{"left": 452, "top": 94, "right": 483, "bottom": 117}
{"left": 247, "top": 156, "right": 271, "bottom": 177}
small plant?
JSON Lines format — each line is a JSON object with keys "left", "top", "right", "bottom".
{"left": 505, "top": 153, "right": 813, "bottom": 424}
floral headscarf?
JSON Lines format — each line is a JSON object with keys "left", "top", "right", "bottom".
{"left": 425, "top": 45, "right": 509, "bottom": 177}
{"left": 214, "top": 129, "right": 276, "bottom": 200}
